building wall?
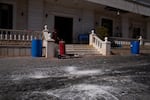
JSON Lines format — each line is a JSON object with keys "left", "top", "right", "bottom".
{"left": 0, "top": 0, "right": 28, "bottom": 30}
{"left": 127, "top": 14, "right": 147, "bottom": 39}
{"left": 0, "top": 0, "right": 150, "bottom": 40}
{"left": 16, "top": 0, "right": 28, "bottom": 29}
{"left": 28, "top": 0, "right": 44, "bottom": 31}
{"left": 147, "top": 20, "right": 150, "bottom": 39}
{"left": 43, "top": 1, "right": 94, "bottom": 42}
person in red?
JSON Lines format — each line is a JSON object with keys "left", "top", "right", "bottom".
{"left": 52, "top": 29, "right": 60, "bottom": 44}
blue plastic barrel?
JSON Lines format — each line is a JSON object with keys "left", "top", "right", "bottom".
{"left": 130, "top": 41, "right": 140, "bottom": 54}
{"left": 31, "top": 39, "right": 42, "bottom": 57}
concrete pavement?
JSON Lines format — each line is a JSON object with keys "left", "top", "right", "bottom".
{"left": 0, "top": 55, "right": 150, "bottom": 100}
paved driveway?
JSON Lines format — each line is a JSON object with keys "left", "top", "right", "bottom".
{"left": 0, "top": 55, "right": 150, "bottom": 100}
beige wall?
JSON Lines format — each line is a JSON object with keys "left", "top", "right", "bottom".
{"left": 41, "top": 0, "right": 95, "bottom": 42}
{"left": 16, "top": 0, "right": 28, "bottom": 29}
{"left": 121, "top": 15, "right": 129, "bottom": 38}
{"left": 28, "top": 0, "right": 44, "bottom": 31}
{"left": 147, "top": 20, "right": 150, "bottom": 39}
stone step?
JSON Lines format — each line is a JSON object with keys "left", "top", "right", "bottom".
{"left": 65, "top": 44, "right": 100, "bottom": 56}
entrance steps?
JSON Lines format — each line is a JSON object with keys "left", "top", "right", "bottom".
{"left": 65, "top": 44, "right": 101, "bottom": 56}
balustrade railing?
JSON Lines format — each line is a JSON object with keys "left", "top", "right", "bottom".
{"left": 109, "top": 37, "right": 137, "bottom": 46}
{"left": 91, "top": 34, "right": 103, "bottom": 50}
{"left": 0, "top": 29, "right": 42, "bottom": 46}
{"left": 89, "top": 30, "right": 111, "bottom": 56}
{"left": 109, "top": 37, "right": 150, "bottom": 47}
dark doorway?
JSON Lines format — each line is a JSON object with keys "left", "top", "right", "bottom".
{"left": 0, "top": 3, "right": 13, "bottom": 29}
{"left": 102, "top": 18, "right": 113, "bottom": 37}
{"left": 54, "top": 16, "right": 73, "bottom": 44}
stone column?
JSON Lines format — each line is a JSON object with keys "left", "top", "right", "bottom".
{"left": 43, "top": 25, "right": 55, "bottom": 58}
{"left": 121, "top": 16, "right": 129, "bottom": 38}
{"left": 89, "top": 30, "right": 95, "bottom": 45}
{"left": 28, "top": 0, "right": 44, "bottom": 30}
{"left": 101, "top": 37, "right": 111, "bottom": 56}
{"left": 147, "top": 21, "right": 150, "bottom": 40}
{"left": 44, "top": 39, "right": 55, "bottom": 58}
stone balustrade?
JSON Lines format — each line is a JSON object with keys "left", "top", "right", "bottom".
{"left": 89, "top": 30, "right": 111, "bottom": 56}
{"left": 0, "top": 29, "right": 42, "bottom": 44}
{"left": 0, "top": 29, "right": 43, "bottom": 57}
{"left": 109, "top": 36, "right": 150, "bottom": 47}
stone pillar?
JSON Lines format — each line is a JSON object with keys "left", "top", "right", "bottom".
{"left": 121, "top": 16, "right": 129, "bottom": 38}
{"left": 44, "top": 39, "right": 55, "bottom": 58}
{"left": 43, "top": 25, "right": 55, "bottom": 58}
{"left": 89, "top": 30, "right": 95, "bottom": 45}
{"left": 28, "top": 0, "right": 44, "bottom": 30}
{"left": 147, "top": 21, "right": 150, "bottom": 40}
{"left": 101, "top": 37, "right": 111, "bottom": 56}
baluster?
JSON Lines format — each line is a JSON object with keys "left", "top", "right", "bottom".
{"left": 18, "top": 34, "right": 21, "bottom": 40}
{"left": 5, "top": 33, "right": 8, "bottom": 40}
{"left": 14, "top": 34, "right": 16, "bottom": 40}
{"left": 10, "top": 34, "right": 12, "bottom": 40}
{"left": 27, "top": 35, "right": 29, "bottom": 40}
{"left": 22, "top": 35, "right": 25, "bottom": 40}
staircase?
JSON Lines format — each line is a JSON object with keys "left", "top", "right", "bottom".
{"left": 65, "top": 44, "right": 101, "bottom": 56}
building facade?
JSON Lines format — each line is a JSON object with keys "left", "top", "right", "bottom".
{"left": 0, "top": 0, "right": 150, "bottom": 43}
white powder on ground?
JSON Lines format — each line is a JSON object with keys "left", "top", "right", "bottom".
{"left": 11, "top": 71, "right": 50, "bottom": 80}
{"left": 64, "top": 66, "right": 103, "bottom": 76}
{"left": 44, "top": 84, "right": 119, "bottom": 100}
{"left": 29, "top": 71, "right": 50, "bottom": 79}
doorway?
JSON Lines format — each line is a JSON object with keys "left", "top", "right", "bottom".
{"left": 102, "top": 18, "right": 113, "bottom": 37}
{"left": 0, "top": 3, "right": 13, "bottom": 29}
{"left": 54, "top": 16, "right": 73, "bottom": 44}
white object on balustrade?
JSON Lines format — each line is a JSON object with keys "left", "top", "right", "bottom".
{"left": 44, "top": 25, "right": 48, "bottom": 31}
{"left": 91, "top": 30, "right": 95, "bottom": 34}
{"left": 138, "top": 36, "right": 143, "bottom": 45}
{"left": 105, "top": 37, "right": 108, "bottom": 42}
